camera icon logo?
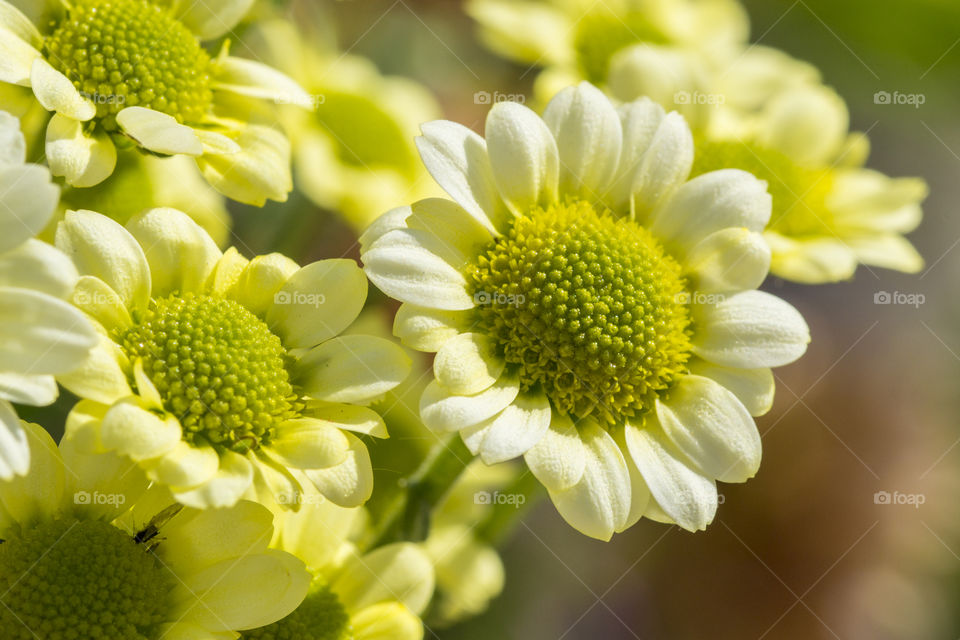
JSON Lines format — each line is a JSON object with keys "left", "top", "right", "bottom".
{"left": 274, "top": 291, "right": 292, "bottom": 305}
{"left": 74, "top": 490, "right": 91, "bottom": 504}
{"left": 873, "top": 91, "right": 892, "bottom": 105}
{"left": 674, "top": 90, "right": 691, "bottom": 105}
{"left": 873, "top": 291, "right": 892, "bottom": 304}
{"left": 873, "top": 490, "right": 891, "bottom": 504}
{"left": 474, "top": 291, "right": 492, "bottom": 305}
{"left": 474, "top": 490, "right": 492, "bottom": 504}
{"left": 474, "top": 91, "right": 492, "bottom": 105}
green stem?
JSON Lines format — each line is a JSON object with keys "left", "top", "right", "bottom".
{"left": 363, "top": 434, "right": 474, "bottom": 550}
{"left": 475, "top": 470, "right": 545, "bottom": 546}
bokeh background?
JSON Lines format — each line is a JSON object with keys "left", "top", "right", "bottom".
{"left": 235, "top": 0, "right": 960, "bottom": 637}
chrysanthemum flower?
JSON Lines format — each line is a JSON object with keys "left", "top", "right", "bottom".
{"left": 0, "top": 420, "right": 311, "bottom": 639}
{"left": 609, "top": 44, "right": 926, "bottom": 282}
{"left": 243, "top": 491, "right": 435, "bottom": 640}
{"left": 467, "top": 0, "right": 747, "bottom": 102}
{"left": 246, "top": 19, "right": 442, "bottom": 230}
{"left": 56, "top": 207, "right": 411, "bottom": 509}
{"left": 362, "top": 83, "right": 810, "bottom": 539}
{"left": 0, "top": 111, "right": 96, "bottom": 479}
{"left": 0, "top": 0, "right": 312, "bottom": 204}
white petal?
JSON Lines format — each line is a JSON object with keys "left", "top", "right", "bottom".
{"left": 406, "top": 197, "right": 494, "bottom": 258}
{"left": 685, "top": 228, "right": 770, "bottom": 293}
{"left": 175, "top": 550, "right": 309, "bottom": 631}
{"left": 173, "top": 450, "right": 254, "bottom": 509}
{"left": 0, "top": 287, "right": 97, "bottom": 374}
{"left": 0, "top": 421, "right": 64, "bottom": 520}
{"left": 627, "top": 112, "right": 694, "bottom": 219}
{"left": 756, "top": 85, "right": 849, "bottom": 166}
{"left": 30, "top": 58, "right": 95, "bottom": 121}
{"left": 333, "top": 543, "right": 435, "bottom": 615}
{"left": 56, "top": 209, "right": 151, "bottom": 311}
{"left": 547, "top": 421, "right": 631, "bottom": 541}
{"left": 484, "top": 101, "right": 558, "bottom": 215}
{"left": 609, "top": 100, "right": 668, "bottom": 212}
{"left": 625, "top": 422, "right": 717, "bottom": 532}
{"left": 363, "top": 228, "right": 473, "bottom": 310}
{"left": 419, "top": 374, "right": 520, "bottom": 432}
{"left": 416, "top": 120, "right": 510, "bottom": 233}
{"left": 162, "top": 499, "right": 273, "bottom": 571}
{"left": 848, "top": 234, "right": 923, "bottom": 273}
{"left": 70, "top": 276, "right": 131, "bottom": 332}
{"left": 434, "top": 332, "right": 504, "bottom": 395}
{"left": 0, "top": 24, "right": 40, "bottom": 86}
{"left": 196, "top": 124, "right": 292, "bottom": 206}
{"left": 0, "top": 163, "right": 59, "bottom": 252}
{"left": 0, "top": 110, "right": 26, "bottom": 166}
{"left": 266, "top": 259, "right": 367, "bottom": 349}
{"left": 0, "top": 239, "right": 78, "bottom": 298}
{"left": 656, "top": 375, "right": 760, "bottom": 483}
{"left": 542, "top": 82, "right": 621, "bottom": 198}
{"left": 100, "top": 401, "right": 182, "bottom": 461}
{"left": 688, "top": 360, "right": 775, "bottom": 417}
{"left": 116, "top": 107, "right": 203, "bottom": 156}
{"left": 765, "top": 231, "right": 859, "bottom": 284}
{"left": 213, "top": 56, "right": 312, "bottom": 106}
{"left": 351, "top": 603, "right": 423, "bottom": 640}
{"left": 126, "top": 208, "right": 221, "bottom": 297}
{"left": 393, "top": 303, "right": 469, "bottom": 352}
{"left": 304, "top": 403, "right": 389, "bottom": 439}
{"left": 359, "top": 206, "right": 411, "bottom": 252}
{"left": 650, "top": 169, "right": 771, "bottom": 253}
{"left": 296, "top": 335, "right": 411, "bottom": 404}
{"left": 524, "top": 413, "right": 585, "bottom": 492}
{"left": 268, "top": 418, "right": 351, "bottom": 470}
{"left": 300, "top": 432, "right": 374, "bottom": 507}
{"left": 45, "top": 114, "right": 117, "bottom": 187}
{"left": 0, "top": 373, "right": 56, "bottom": 406}
{"left": 477, "top": 391, "right": 551, "bottom": 464}
{"left": 149, "top": 440, "right": 220, "bottom": 489}
{"left": 228, "top": 253, "right": 299, "bottom": 316}
{"left": 0, "top": 400, "right": 28, "bottom": 479}
{"left": 56, "top": 331, "right": 131, "bottom": 405}
{"left": 177, "top": 0, "right": 255, "bottom": 40}
{"left": 0, "top": 1, "right": 42, "bottom": 48}
{"left": 693, "top": 290, "right": 810, "bottom": 368}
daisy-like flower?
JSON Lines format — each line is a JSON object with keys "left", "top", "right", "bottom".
{"left": 467, "top": 0, "right": 747, "bottom": 103}
{"left": 243, "top": 490, "right": 435, "bottom": 640}
{"left": 0, "top": 111, "right": 96, "bottom": 479}
{"left": 362, "top": 83, "right": 810, "bottom": 539}
{"left": 247, "top": 19, "right": 442, "bottom": 230}
{"left": 56, "top": 207, "right": 411, "bottom": 509}
{"left": 609, "top": 44, "right": 927, "bottom": 283}
{"left": 0, "top": 420, "right": 311, "bottom": 639}
{"left": 0, "top": 0, "right": 313, "bottom": 205}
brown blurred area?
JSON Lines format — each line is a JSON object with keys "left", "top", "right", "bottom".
{"left": 260, "top": 1, "right": 960, "bottom": 637}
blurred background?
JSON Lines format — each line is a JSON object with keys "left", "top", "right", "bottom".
{"left": 214, "top": 0, "right": 960, "bottom": 637}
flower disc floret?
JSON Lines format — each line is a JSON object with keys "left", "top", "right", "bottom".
{"left": 44, "top": 0, "right": 213, "bottom": 129}
{"left": 0, "top": 517, "right": 175, "bottom": 639}
{"left": 242, "top": 578, "right": 353, "bottom": 640}
{"left": 120, "top": 293, "right": 302, "bottom": 453}
{"left": 468, "top": 199, "right": 693, "bottom": 424}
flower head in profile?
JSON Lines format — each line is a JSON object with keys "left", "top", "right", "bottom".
{"left": 0, "top": 421, "right": 311, "bottom": 638}
{"left": 243, "top": 491, "right": 435, "bottom": 640}
{"left": 0, "top": 0, "right": 313, "bottom": 204}
{"left": 362, "top": 83, "right": 810, "bottom": 539}
{"left": 0, "top": 111, "right": 97, "bottom": 479}
{"left": 606, "top": 44, "right": 926, "bottom": 283}
{"left": 247, "top": 19, "right": 442, "bottom": 230}
{"left": 467, "top": 0, "right": 747, "bottom": 102}
{"left": 57, "top": 207, "right": 411, "bottom": 510}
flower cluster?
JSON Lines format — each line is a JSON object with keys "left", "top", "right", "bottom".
{"left": 0, "top": 0, "right": 924, "bottom": 636}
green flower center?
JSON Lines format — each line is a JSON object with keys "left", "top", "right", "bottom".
{"left": 242, "top": 577, "right": 353, "bottom": 640}
{"left": 573, "top": 9, "right": 668, "bottom": 84}
{"left": 44, "top": 0, "right": 213, "bottom": 130}
{"left": 691, "top": 138, "right": 835, "bottom": 238}
{"left": 468, "top": 200, "right": 693, "bottom": 425}
{"left": 0, "top": 517, "right": 175, "bottom": 640}
{"left": 120, "top": 293, "right": 302, "bottom": 454}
